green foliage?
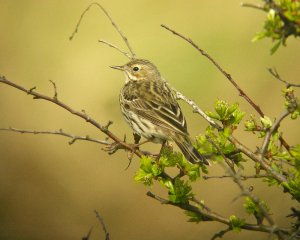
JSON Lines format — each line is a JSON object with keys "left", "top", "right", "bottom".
{"left": 206, "top": 100, "right": 245, "bottom": 127}
{"left": 250, "top": 0, "right": 300, "bottom": 54}
{"left": 134, "top": 156, "right": 163, "bottom": 186}
{"left": 197, "top": 100, "right": 246, "bottom": 165}
{"left": 168, "top": 178, "right": 193, "bottom": 204}
{"left": 229, "top": 215, "right": 245, "bottom": 232}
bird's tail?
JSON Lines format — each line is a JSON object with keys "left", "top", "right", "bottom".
{"left": 174, "top": 135, "right": 210, "bottom": 166}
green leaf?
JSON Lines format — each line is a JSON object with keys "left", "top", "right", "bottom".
{"left": 168, "top": 178, "right": 193, "bottom": 204}
{"left": 134, "top": 156, "right": 163, "bottom": 186}
{"left": 185, "top": 163, "right": 201, "bottom": 181}
{"left": 134, "top": 169, "right": 153, "bottom": 186}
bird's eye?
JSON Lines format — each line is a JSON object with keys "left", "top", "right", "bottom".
{"left": 133, "top": 66, "right": 139, "bottom": 72}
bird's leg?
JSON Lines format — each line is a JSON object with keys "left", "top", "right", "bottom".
{"left": 132, "top": 133, "right": 150, "bottom": 148}
{"left": 127, "top": 133, "right": 150, "bottom": 160}
{"left": 133, "top": 133, "right": 141, "bottom": 145}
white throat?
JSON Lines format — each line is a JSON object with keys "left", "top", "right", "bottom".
{"left": 124, "top": 72, "right": 138, "bottom": 83}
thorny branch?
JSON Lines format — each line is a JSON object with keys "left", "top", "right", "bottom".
{"left": 0, "top": 76, "right": 142, "bottom": 158}
{"left": 69, "top": 2, "right": 136, "bottom": 59}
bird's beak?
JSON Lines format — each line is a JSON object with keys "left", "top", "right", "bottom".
{"left": 110, "top": 65, "right": 124, "bottom": 71}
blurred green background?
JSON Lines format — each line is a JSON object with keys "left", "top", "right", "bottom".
{"left": 0, "top": 1, "right": 299, "bottom": 239}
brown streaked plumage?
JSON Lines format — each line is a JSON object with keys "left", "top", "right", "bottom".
{"left": 111, "top": 59, "right": 209, "bottom": 165}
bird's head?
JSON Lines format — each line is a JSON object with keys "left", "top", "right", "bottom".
{"left": 111, "top": 59, "right": 161, "bottom": 83}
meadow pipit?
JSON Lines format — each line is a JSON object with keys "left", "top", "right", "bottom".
{"left": 111, "top": 59, "right": 209, "bottom": 165}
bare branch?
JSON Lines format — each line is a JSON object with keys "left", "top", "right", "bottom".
{"left": 268, "top": 68, "right": 300, "bottom": 88}
{"left": 0, "top": 75, "right": 143, "bottom": 158}
{"left": 99, "top": 39, "right": 132, "bottom": 59}
{"left": 94, "top": 210, "right": 110, "bottom": 240}
{"left": 0, "top": 127, "right": 109, "bottom": 146}
{"left": 161, "top": 24, "right": 265, "bottom": 117}
{"left": 70, "top": 2, "right": 136, "bottom": 59}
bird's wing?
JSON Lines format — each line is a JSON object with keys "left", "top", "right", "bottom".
{"left": 122, "top": 81, "right": 188, "bottom": 135}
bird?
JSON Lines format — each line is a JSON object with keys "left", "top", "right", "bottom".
{"left": 111, "top": 58, "right": 209, "bottom": 165}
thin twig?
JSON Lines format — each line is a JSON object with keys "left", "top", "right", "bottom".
{"left": 0, "top": 127, "right": 109, "bottom": 146}
{"left": 94, "top": 210, "right": 110, "bottom": 240}
{"left": 268, "top": 68, "right": 300, "bottom": 88}
{"left": 261, "top": 110, "right": 290, "bottom": 157}
{"left": 70, "top": 2, "right": 136, "bottom": 58}
{"left": 99, "top": 39, "right": 132, "bottom": 59}
{"left": 0, "top": 76, "right": 142, "bottom": 157}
